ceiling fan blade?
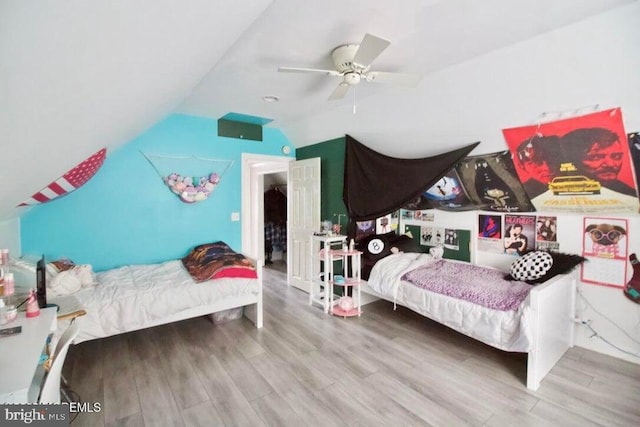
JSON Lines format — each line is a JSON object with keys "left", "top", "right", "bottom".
{"left": 365, "top": 71, "right": 422, "bottom": 87}
{"left": 352, "top": 33, "right": 390, "bottom": 68}
{"left": 328, "top": 82, "right": 350, "bottom": 101}
{"left": 278, "top": 66, "right": 341, "bottom": 77}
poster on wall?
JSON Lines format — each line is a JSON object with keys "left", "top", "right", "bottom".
{"left": 535, "top": 215, "right": 559, "bottom": 252}
{"left": 421, "top": 169, "right": 476, "bottom": 211}
{"left": 503, "top": 214, "right": 536, "bottom": 256}
{"left": 420, "top": 226, "right": 445, "bottom": 246}
{"left": 477, "top": 214, "right": 503, "bottom": 253}
{"left": 376, "top": 214, "right": 393, "bottom": 234}
{"left": 355, "top": 220, "right": 376, "bottom": 241}
{"left": 581, "top": 217, "right": 628, "bottom": 288}
{"left": 503, "top": 108, "right": 639, "bottom": 213}
{"left": 456, "top": 151, "right": 534, "bottom": 213}
{"left": 444, "top": 229, "right": 460, "bottom": 250}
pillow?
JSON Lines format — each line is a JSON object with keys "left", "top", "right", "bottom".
{"left": 507, "top": 251, "right": 586, "bottom": 284}
{"left": 355, "top": 232, "right": 420, "bottom": 280}
{"left": 182, "top": 241, "right": 257, "bottom": 282}
{"left": 509, "top": 251, "right": 553, "bottom": 281}
{"left": 212, "top": 267, "right": 258, "bottom": 280}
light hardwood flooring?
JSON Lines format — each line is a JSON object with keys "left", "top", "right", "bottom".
{"left": 64, "top": 268, "right": 640, "bottom": 426}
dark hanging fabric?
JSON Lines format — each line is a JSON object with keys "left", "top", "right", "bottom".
{"left": 264, "top": 187, "right": 287, "bottom": 224}
{"left": 343, "top": 135, "right": 480, "bottom": 222}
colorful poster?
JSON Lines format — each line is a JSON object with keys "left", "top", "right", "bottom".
{"left": 422, "top": 169, "right": 475, "bottom": 211}
{"left": 581, "top": 217, "right": 628, "bottom": 287}
{"left": 376, "top": 214, "right": 393, "bottom": 234}
{"left": 503, "top": 215, "right": 536, "bottom": 255}
{"left": 535, "top": 215, "right": 559, "bottom": 252}
{"left": 456, "top": 151, "right": 534, "bottom": 213}
{"left": 477, "top": 214, "right": 503, "bottom": 253}
{"left": 503, "top": 108, "right": 638, "bottom": 213}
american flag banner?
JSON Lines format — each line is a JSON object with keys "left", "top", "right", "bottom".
{"left": 18, "top": 148, "right": 107, "bottom": 206}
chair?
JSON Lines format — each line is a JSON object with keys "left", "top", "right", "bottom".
{"left": 39, "top": 321, "right": 80, "bottom": 404}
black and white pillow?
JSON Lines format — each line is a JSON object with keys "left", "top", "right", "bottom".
{"left": 505, "top": 251, "right": 587, "bottom": 284}
{"left": 510, "top": 251, "right": 554, "bottom": 281}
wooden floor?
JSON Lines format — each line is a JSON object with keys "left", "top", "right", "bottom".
{"left": 65, "top": 267, "right": 640, "bottom": 427}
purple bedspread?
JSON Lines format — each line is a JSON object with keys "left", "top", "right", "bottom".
{"left": 401, "top": 260, "right": 532, "bottom": 311}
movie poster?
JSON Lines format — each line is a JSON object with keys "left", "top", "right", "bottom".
{"left": 477, "top": 214, "right": 503, "bottom": 253}
{"left": 535, "top": 215, "right": 559, "bottom": 252}
{"left": 503, "top": 108, "right": 638, "bottom": 213}
{"left": 503, "top": 214, "right": 536, "bottom": 255}
{"left": 581, "top": 217, "right": 628, "bottom": 287}
{"left": 421, "top": 169, "right": 475, "bottom": 211}
{"left": 456, "top": 151, "right": 534, "bottom": 213}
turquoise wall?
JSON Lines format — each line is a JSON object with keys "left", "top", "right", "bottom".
{"left": 21, "top": 114, "right": 293, "bottom": 271}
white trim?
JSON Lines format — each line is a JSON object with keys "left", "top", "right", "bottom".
{"left": 241, "top": 153, "right": 293, "bottom": 264}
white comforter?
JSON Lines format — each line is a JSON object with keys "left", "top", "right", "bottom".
{"left": 367, "top": 253, "right": 531, "bottom": 352}
{"left": 73, "top": 260, "right": 259, "bottom": 343}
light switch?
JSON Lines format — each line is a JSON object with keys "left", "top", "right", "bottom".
{"left": 231, "top": 212, "right": 240, "bottom": 221}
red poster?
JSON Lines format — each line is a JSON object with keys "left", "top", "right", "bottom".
{"left": 503, "top": 108, "right": 638, "bottom": 213}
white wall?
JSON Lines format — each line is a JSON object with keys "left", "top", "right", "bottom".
{"left": 0, "top": 218, "right": 20, "bottom": 259}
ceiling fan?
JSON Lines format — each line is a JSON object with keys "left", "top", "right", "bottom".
{"left": 278, "top": 33, "right": 422, "bottom": 101}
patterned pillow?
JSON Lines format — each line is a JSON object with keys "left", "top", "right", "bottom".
{"left": 510, "top": 251, "right": 553, "bottom": 281}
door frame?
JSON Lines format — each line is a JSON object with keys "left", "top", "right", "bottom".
{"left": 241, "top": 153, "right": 293, "bottom": 274}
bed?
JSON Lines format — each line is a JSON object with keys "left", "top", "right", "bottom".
{"left": 361, "top": 251, "right": 577, "bottom": 391}
{"left": 12, "top": 242, "right": 263, "bottom": 344}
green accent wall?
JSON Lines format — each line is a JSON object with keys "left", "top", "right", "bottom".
{"left": 297, "top": 137, "right": 349, "bottom": 229}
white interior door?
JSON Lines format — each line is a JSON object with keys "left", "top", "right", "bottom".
{"left": 288, "top": 158, "right": 320, "bottom": 291}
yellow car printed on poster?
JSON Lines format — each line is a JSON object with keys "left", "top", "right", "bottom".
{"left": 548, "top": 175, "right": 601, "bottom": 195}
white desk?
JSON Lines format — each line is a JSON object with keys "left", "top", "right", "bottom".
{"left": 0, "top": 307, "right": 57, "bottom": 403}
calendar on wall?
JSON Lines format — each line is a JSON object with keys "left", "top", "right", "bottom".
{"left": 581, "top": 217, "right": 628, "bottom": 288}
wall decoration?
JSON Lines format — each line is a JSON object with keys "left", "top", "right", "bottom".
{"left": 376, "top": 214, "right": 393, "bottom": 234}
{"left": 143, "top": 153, "right": 233, "bottom": 203}
{"left": 18, "top": 148, "right": 107, "bottom": 206}
{"left": 344, "top": 135, "right": 479, "bottom": 220}
{"left": 477, "top": 214, "right": 503, "bottom": 253}
{"left": 581, "top": 217, "right": 628, "bottom": 287}
{"left": 456, "top": 151, "right": 534, "bottom": 212}
{"left": 355, "top": 219, "right": 376, "bottom": 241}
{"left": 535, "top": 215, "right": 559, "bottom": 252}
{"left": 503, "top": 214, "right": 536, "bottom": 256}
{"left": 421, "top": 169, "right": 475, "bottom": 211}
{"left": 503, "top": 108, "right": 638, "bottom": 213}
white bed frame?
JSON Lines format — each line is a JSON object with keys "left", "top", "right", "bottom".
{"left": 54, "top": 256, "right": 263, "bottom": 344}
{"left": 358, "top": 271, "right": 576, "bottom": 391}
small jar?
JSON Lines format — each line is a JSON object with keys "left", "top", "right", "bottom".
{"left": 5, "top": 305, "right": 17, "bottom": 323}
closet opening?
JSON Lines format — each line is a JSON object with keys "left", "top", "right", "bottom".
{"left": 263, "top": 172, "right": 287, "bottom": 274}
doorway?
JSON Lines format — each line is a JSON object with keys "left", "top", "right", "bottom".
{"left": 241, "top": 153, "right": 293, "bottom": 279}
{"left": 263, "top": 172, "right": 287, "bottom": 273}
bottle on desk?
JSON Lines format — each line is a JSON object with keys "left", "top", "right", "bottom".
{"left": 26, "top": 290, "right": 40, "bottom": 318}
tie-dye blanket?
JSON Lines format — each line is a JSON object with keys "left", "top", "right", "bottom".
{"left": 401, "top": 260, "right": 532, "bottom": 311}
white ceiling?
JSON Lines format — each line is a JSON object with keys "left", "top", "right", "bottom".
{"left": 1, "top": 0, "right": 635, "bottom": 220}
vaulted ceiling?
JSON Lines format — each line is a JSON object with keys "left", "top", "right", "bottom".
{"left": 1, "top": 0, "right": 637, "bottom": 220}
